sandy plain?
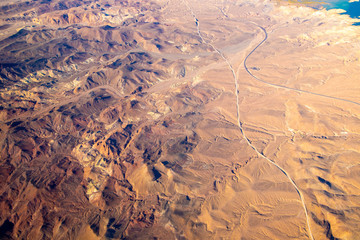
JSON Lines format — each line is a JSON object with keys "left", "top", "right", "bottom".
{"left": 0, "top": 0, "right": 359, "bottom": 239}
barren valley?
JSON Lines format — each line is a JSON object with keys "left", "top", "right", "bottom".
{"left": 0, "top": 0, "right": 360, "bottom": 239}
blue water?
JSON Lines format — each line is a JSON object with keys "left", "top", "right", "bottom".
{"left": 295, "top": 0, "right": 360, "bottom": 25}
{"left": 323, "top": 0, "right": 360, "bottom": 20}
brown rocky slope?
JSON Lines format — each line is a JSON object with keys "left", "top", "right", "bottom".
{"left": 0, "top": 0, "right": 360, "bottom": 239}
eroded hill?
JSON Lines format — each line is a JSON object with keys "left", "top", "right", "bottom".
{"left": 0, "top": 0, "right": 360, "bottom": 239}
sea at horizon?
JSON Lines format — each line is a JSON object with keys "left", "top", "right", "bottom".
{"left": 289, "top": 0, "right": 360, "bottom": 25}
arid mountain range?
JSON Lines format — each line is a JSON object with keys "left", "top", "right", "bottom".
{"left": 0, "top": 0, "right": 359, "bottom": 239}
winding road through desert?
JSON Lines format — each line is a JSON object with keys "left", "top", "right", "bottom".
{"left": 182, "top": 0, "right": 315, "bottom": 239}
{"left": 1, "top": 0, "right": 359, "bottom": 239}
{"left": 244, "top": 24, "right": 360, "bottom": 107}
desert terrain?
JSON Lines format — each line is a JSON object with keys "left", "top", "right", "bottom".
{"left": 0, "top": 0, "right": 359, "bottom": 239}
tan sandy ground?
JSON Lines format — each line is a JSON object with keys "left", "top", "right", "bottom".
{"left": 144, "top": 0, "right": 360, "bottom": 239}
{"left": 0, "top": 0, "right": 359, "bottom": 239}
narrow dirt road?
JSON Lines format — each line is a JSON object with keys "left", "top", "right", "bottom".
{"left": 181, "top": 1, "right": 315, "bottom": 239}
{"left": 244, "top": 24, "right": 360, "bottom": 107}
